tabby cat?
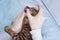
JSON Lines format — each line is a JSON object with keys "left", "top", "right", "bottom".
{"left": 5, "top": 6, "right": 39, "bottom": 40}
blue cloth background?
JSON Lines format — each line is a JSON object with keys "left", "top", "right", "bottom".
{"left": 0, "top": 0, "right": 60, "bottom": 40}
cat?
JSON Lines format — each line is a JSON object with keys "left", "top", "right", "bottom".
{"left": 5, "top": 6, "right": 39, "bottom": 40}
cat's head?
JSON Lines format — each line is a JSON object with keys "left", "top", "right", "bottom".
{"left": 24, "top": 6, "right": 39, "bottom": 16}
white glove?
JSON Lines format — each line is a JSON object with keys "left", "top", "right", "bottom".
{"left": 11, "top": 11, "right": 25, "bottom": 33}
{"left": 26, "top": 6, "right": 45, "bottom": 30}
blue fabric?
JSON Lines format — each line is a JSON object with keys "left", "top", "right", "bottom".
{"left": 0, "top": 0, "right": 60, "bottom": 40}
{"left": 0, "top": 32, "right": 12, "bottom": 40}
{"left": 42, "top": 0, "right": 60, "bottom": 27}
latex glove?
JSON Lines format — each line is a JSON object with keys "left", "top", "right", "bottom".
{"left": 11, "top": 11, "right": 25, "bottom": 33}
{"left": 26, "top": 6, "right": 45, "bottom": 30}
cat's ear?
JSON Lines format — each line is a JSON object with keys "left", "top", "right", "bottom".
{"left": 36, "top": 5, "right": 41, "bottom": 11}
{"left": 33, "top": 5, "right": 40, "bottom": 11}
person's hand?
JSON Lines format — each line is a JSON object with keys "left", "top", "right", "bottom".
{"left": 26, "top": 6, "right": 45, "bottom": 30}
{"left": 10, "top": 11, "right": 25, "bottom": 33}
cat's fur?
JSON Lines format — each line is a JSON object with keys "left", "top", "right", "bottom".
{"left": 5, "top": 6, "right": 39, "bottom": 40}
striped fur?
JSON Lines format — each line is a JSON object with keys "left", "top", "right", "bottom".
{"left": 5, "top": 6, "right": 39, "bottom": 40}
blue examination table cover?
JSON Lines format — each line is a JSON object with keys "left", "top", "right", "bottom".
{"left": 0, "top": 0, "right": 60, "bottom": 40}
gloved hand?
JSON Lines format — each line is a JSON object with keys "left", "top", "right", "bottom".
{"left": 10, "top": 11, "right": 25, "bottom": 33}
{"left": 26, "top": 6, "right": 45, "bottom": 30}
